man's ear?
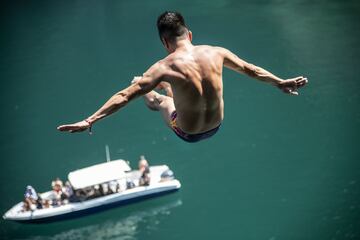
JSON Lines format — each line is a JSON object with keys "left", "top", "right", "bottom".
{"left": 188, "top": 30, "right": 193, "bottom": 42}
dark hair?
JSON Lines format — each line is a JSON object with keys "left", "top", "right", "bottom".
{"left": 157, "top": 11, "right": 188, "bottom": 43}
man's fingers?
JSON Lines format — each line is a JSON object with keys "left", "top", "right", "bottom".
{"left": 62, "top": 127, "right": 84, "bottom": 133}
{"left": 296, "top": 78, "right": 308, "bottom": 88}
{"left": 57, "top": 125, "right": 75, "bottom": 131}
{"left": 296, "top": 77, "right": 307, "bottom": 83}
{"left": 57, "top": 124, "right": 84, "bottom": 132}
{"left": 297, "top": 79, "right": 306, "bottom": 84}
{"left": 297, "top": 81, "right": 306, "bottom": 87}
{"left": 57, "top": 125, "right": 70, "bottom": 131}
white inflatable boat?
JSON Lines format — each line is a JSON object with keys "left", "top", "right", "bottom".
{"left": 3, "top": 159, "right": 181, "bottom": 223}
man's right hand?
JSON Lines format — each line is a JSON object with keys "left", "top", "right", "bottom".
{"left": 57, "top": 120, "right": 91, "bottom": 133}
{"left": 277, "top": 76, "right": 308, "bottom": 95}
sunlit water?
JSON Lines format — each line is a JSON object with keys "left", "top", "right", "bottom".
{"left": 23, "top": 200, "right": 182, "bottom": 240}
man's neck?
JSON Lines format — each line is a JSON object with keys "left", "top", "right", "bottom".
{"left": 169, "top": 39, "right": 193, "bottom": 53}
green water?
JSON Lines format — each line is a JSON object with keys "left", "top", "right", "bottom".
{"left": 1, "top": 0, "right": 359, "bottom": 239}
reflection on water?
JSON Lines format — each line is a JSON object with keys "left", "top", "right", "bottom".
{"left": 25, "top": 199, "right": 182, "bottom": 240}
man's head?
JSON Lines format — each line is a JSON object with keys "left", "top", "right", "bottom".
{"left": 157, "top": 11, "right": 192, "bottom": 51}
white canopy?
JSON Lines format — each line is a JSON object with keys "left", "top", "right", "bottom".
{"left": 68, "top": 160, "right": 131, "bottom": 190}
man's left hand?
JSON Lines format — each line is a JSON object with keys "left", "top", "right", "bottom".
{"left": 57, "top": 120, "right": 91, "bottom": 133}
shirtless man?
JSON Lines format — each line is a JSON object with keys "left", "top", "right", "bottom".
{"left": 57, "top": 11, "right": 308, "bottom": 142}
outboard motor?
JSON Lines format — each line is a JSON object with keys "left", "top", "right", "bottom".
{"left": 161, "top": 169, "right": 175, "bottom": 181}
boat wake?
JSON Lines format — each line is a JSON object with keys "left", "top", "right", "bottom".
{"left": 24, "top": 199, "right": 182, "bottom": 240}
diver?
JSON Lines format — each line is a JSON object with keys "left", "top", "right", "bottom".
{"left": 58, "top": 11, "right": 308, "bottom": 143}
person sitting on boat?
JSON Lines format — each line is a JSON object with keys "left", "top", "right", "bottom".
{"left": 41, "top": 199, "right": 52, "bottom": 209}
{"left": 21, "top": 200, "right": 31, "bottom": 212}
{"left": 61, "top": 181, "right": 74, "bottom": 203}
{"left": 50, "top": 178, "right": 64, "bottom": 205}
{"left": 126, "top": 179, "right": 136, "bottom": 189}
{"left": 23, "top": 185, "right": 40, "bottom": 211}
{"left": 138, "top": 156, "right": 150, "bottom": 186}
{"left": 100, "top": 183, "right": 110, "bottom": 195}
{"left": 109, "top": 180, "right": 119, "bottom": 193}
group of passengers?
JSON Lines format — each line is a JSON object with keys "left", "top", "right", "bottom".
{"left": 75, "top": 179, "right": 122, "bottom": 200}
{"left": 75, "top": 156, "right": 151, "bottom": 200}
{"left": 22, "top": 178, "right": 73, "bottom": 212}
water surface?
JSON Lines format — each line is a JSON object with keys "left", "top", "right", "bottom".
{"left": 1, "top": 0, "right": 359, "bottom": 239}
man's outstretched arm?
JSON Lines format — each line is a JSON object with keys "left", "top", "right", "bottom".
{"left": 57, "top": 62, "right": 165, "bottom": 133}
{"left": 219, "top": 47, "right": 308, "bottom": 95}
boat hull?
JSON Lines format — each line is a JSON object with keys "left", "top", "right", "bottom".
{"left": 19, "top": 188, "right": 178, "bottom": 223}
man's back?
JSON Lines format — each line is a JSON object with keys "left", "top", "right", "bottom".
{"left": 162, "top": 45, "right": 224, "bottom": 134}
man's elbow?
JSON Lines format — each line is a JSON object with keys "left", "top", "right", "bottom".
{"left": 244, "top": 63, "right": 260, "bottom": 77}
{"left": 115, "top": 83, "right": 146, "bottom": 105}
{"left": 113, "top": 91, "right": 130, "bottom": 107}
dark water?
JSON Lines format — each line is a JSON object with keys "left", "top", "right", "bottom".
{"left": 1, "top": 0, "right": 359, "bottom": 239}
